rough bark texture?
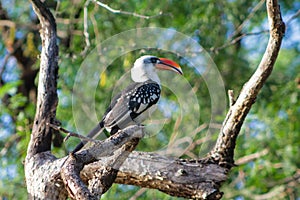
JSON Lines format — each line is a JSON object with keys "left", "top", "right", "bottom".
{"left": 60, "top": 126, "right": 144, "bottom": 199}
{"left": 26, "top": 0, "right": 58, "bottom": 157}
{"left": 82, "top": 152, "right": 227, "bottom": 199}
{"left": 25, "top": 0, "right": 62, "bottom": 199}
{"left": 208, "top": 0, "right": 285, "bottom": 167}
{"left": 24, "top": 0, "right": 285, "bottom": 199}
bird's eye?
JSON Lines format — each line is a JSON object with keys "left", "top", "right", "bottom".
{"left": 150, "top": 57, "right": 159, "bottom": 64}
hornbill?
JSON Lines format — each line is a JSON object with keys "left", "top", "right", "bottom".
{"left": 72, "top": 55, "right": 183, "bottom": 153}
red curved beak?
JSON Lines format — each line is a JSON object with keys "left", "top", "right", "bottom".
{"left": 156, "top": 58, "right": 183, "bottom": 75}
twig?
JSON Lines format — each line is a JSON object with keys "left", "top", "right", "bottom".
{"left": 226, "top": 170, "right": 300, "bottom": 199}
{"left": 90, "top": 5, "right": 101, "bottom": 51}
{"left": 228, "top": 90, "right": 235, "bottom": 106}
{"left": 82, "top": 0, "right": 91, "bottom": 55}
{"left": 269, "top": 169, "right": 300, "bottom": 187}
{"left": 0, "top": 20, "right": 15, "bottom": 27}
{"left": 235, "top": 148, "right": 269, "bottom": 165}
{"left": 230, "top": 0, "right": 266, "bottom": 38}
{"left": 210, "top": 0, "right": 268, "bottom": 53}
{"left": 286, "top": 9, "right": 300, "bottom": 24}
{"left": 210, "top": 30, "right": 269, "bottom": 53}
{"left": 93, "top": 0, "right": 164, "bottom": 19}
{"left": 0, "top": 134, "right": 20, "bottom": 156}
{"left": 0, "top": 20, "right": 39, "bottom": 30}
{"left": 129, "top": 188, "right": 147, "bottom": 200}
{"left": 46, "top": 123, "right": 93, "bottom": 142}
{"left": 54, "top": 0, "right": 60, "bottom": 18}
{"left": 185, "top": 30, "right": 269, "bottom": 54}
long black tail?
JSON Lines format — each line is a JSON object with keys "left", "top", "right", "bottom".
{"left": 71, "top": 122, "right": 104, "bottom": 154}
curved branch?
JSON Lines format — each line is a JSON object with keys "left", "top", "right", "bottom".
{"left": 209, "top": 0, "right": 285, "bottom": 166}
{"left": 26, "top": 0, "right": 58, "bottom": 156}
{"left": 25, "top": 1, "right": 60, "bottom": 198}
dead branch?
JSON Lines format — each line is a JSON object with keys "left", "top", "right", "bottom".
{"left": 26, "top": 0, "right": 58, "bottom": 157}
{"left": 60, "top": 125, "right": 144, "bottom": 199}
{"left": 47, "top": 123, "right": 94, "bottom": 142}
{"left": 25, "top": 0, "right": 60, "bottom": 198}
{"left": 82, "top": 152, "right": 228, "bottom": 199}
{"left": 93, "top": 0, "right": 165, "bottom": 19}
{"left": 235, "top": 148, "right": 269, "bottom": 165}
{"left": 208, "top": 0, "right": 285, "bottom": 167}
{"left": 230, "top": 0, "right": 266, "bottom": 38}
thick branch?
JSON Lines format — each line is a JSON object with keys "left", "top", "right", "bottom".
{"left": 82, "top": 152, "right": 228, "bottom": 199}
{"left": 61, "top": 126, "right": 144, "bottom": 199}
{"left": 26, "top": 0, "right": 58, "bottom": 156}
{"left": 209, "top": 0, "right": 285, "bottom": 166}
{"left": 25, "top": 0, "right": 59, "bottom": 199}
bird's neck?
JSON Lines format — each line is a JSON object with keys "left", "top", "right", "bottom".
{"left": 131, "top": 68, "right": 161, "bottom": 85}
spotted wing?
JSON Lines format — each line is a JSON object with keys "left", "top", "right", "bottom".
{"left": 102, "top": 81, "right": 161, "bottom": 131}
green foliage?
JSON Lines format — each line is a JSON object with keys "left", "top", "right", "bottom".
{"left": 0, "top": 81, "right": 21, "bottom": 98}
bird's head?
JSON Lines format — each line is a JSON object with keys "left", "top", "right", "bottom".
{"left": 131, "top": 55, "right": 183, "bottom": 84}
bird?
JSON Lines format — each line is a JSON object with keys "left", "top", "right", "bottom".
{"left": 72, "top": 55, "right": 183, "bottom": 153}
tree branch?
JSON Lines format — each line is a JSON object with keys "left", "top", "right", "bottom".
{"left": 93, "top": 0, "right": 165, "bottom": 19}
{"left": 230, "top": 0, "right": 266, "bottom": 38}
{"left": 235, "top": 148, "right": 269, "bottom": 165}
{"left": 286, "top": 9, "right": 300, "bottom": 24}
{"left": 210, "top": 30, "right": 269, "bottom": 53}
{"left": 209, "top": 0, "right": 285, "bottom": 167}
{"left": 82, "top": 152, "right": 228, "bottom": 199}
{"left": 26, "top": 0, "right": 58, "bottom": 156}
{"left": 25, "top": 0, "right": 60, "bottom": 199}
{"left": 47, "top": 122, "right": 94, "bottom": 142}
{"left": 61, "top": 125, "right": 145, "bottom": 199}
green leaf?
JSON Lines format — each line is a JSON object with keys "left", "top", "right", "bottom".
{"left": 0, "top": 80, "right": 22, "bottom": 98}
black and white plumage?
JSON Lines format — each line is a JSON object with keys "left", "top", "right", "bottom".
{"left": 72, "top": 55, "right": 182, "bottom": 153}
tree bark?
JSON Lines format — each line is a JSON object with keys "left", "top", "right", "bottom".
{"left": 82, "top": 152, "right": 227, "bottom": 199}
{"left": 24, "top": 0, "right": 285, "bottom": 199}
{"left": 25, "top": 0, "right": 62, "bottom": 199}
{"left": 209, "top": 0, "right": 285, "bottom": 167}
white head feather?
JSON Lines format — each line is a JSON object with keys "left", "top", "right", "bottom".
{"left": 131, "top": 55, "right": 161, "bottom": 84}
